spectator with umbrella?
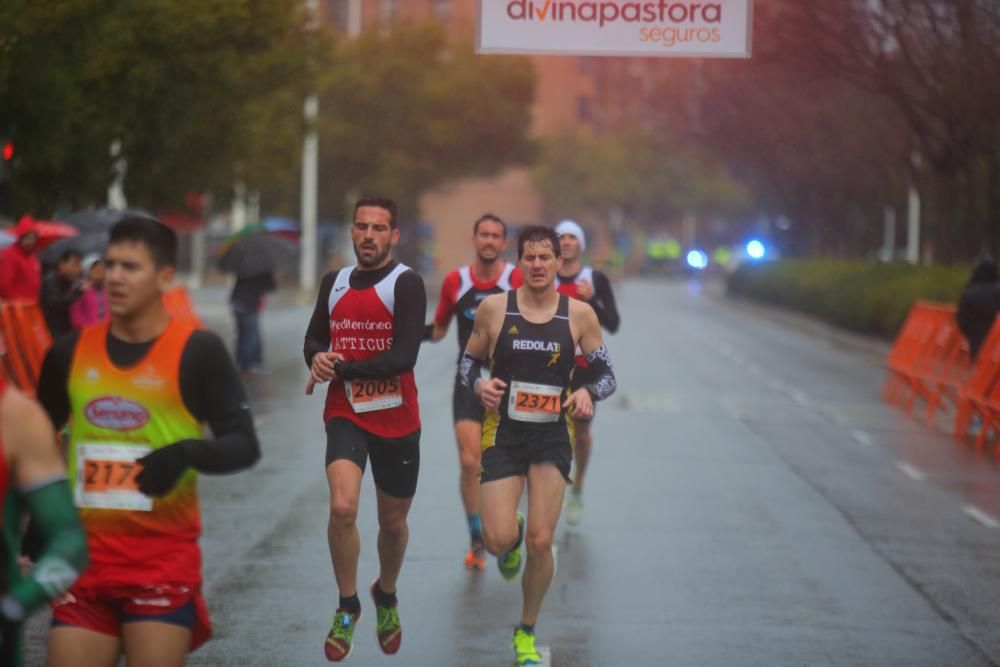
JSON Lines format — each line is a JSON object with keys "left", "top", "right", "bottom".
{"left": 218, "top": 231, "right": 294, "bottom": 374}
{"left": 0, "top": 216, "right": 42, "bottom": 302}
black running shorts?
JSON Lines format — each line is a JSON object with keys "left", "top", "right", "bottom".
{"left": 452, "top": 376, "right": 485, "bottom": 424}
{"left": 325, "top": 418, "right": 420, "bottom": 499}
{"left": 480, "top": 438, "right": 572, "bottom": 484}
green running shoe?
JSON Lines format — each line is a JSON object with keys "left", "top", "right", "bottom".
{"left": 512, "top": 627, "right": 542, "bottom": 665}
{"left": 370, "top": 580, "right": 402, "bottom": 654}
{"left": 325, "top": 608, "right": 360, "bottom": 662}
{"left": 497, "top": 512, "right": 524, "bottom": 581}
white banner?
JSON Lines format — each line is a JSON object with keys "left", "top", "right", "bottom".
{"left": 477, "top": 0, "right": 753, "bottom": 58}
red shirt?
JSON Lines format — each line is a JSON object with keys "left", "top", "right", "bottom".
{"left": 323, "top": 265, "right": 421, "bottom": 438}
{"left": 0, "top": 244, "right": 41, "bottom": 302}
{"left": 433, "top": 263, "right": 522, "bottom": 356}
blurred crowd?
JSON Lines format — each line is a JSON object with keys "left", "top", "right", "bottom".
{"left": 0, "top": 216, "right": 108, "bottom": 341}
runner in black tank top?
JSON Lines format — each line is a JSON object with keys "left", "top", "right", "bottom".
{"left": 481, "top": 291, "right": 576, "bottom": 466}
{"left": 458, "top": 225, "right": 617, "bottom": 666}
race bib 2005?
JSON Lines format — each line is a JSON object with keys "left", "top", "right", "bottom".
{"left": 508, "top": 381, "right": 562, "bottom": 423}
{"left": 345, "top": 377, "right": 403, "bottom": 413}
{"left": 76, "top": 443, "right": 152, "bottom": 511}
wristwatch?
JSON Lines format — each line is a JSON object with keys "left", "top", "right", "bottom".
{"left": 333, "top": 358, "right": 344, "bottom": 376}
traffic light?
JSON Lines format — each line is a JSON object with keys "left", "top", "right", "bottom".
{"left": 1, "top": 140, "right": 12, "bottom": 162}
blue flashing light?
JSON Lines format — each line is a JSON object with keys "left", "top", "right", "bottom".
{"left": 746, "top": 239, "right": 766, "bottom": 260}
{"left": 686, "top": 250, "right": 709, "bottom": 270}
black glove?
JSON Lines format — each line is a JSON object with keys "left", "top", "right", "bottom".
{"left": 135, "top": 442, "right": 193, "bottom": 497}
{"left": 422, "top": 323, "right": 434, "bottom": 341}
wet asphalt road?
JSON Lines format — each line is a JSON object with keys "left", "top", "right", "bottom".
{"left": 24, "top": 278, "right": 1000, "bottom": 666}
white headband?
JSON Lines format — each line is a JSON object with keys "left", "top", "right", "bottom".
{"left": 555, "top": 220, "right": 586, "bottom": 252}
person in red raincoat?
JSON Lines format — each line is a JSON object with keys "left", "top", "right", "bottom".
{"left": 0, "top": 216, "right": 42, "bottom": 302}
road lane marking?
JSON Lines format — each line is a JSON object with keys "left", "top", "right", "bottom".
{"left": 850, "top": 430, "right": 874, "bottom": 447}
{"left": 962, "top": 505, "right": 1000, "bottom": 529}
{"left": 895, "top": 461, "right": 925, "bottom": 481}
{"left": 539, "top": 646, "right": 551, "bottom": 666}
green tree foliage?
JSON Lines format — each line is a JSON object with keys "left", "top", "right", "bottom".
{"left": 315, "top": 23, "right": 536, "bottom": 223}
{"left": 0, "top": 0, "right": 318, "bottom": 214}
{"left": 534, "top": 129, "right": 749, "bottom": 227}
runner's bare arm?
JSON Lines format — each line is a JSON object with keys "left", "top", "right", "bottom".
{"left": 1, "top": 388, "right": 87, "bottom": 622}
{"left": 460, "top": 294, "right": 505, "bottom": 409}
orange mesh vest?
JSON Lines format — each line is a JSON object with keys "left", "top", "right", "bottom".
{"left": 67, "top": 319, "right": 203, "bottom": 587}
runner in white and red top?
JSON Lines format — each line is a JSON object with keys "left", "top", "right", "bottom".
{"left": 303, "top": 196, "right": 426, "bottom": 661}
{"left": 424, "top": 214, "right": 522, "bottom": 570}
{"left": 554, "top": 220, "right": 620, "bottom": 527}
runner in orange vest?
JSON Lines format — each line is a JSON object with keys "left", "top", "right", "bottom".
{"left": 36, "top": 216, "right": 260, "bottom": 666}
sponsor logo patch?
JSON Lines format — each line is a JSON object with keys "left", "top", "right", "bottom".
{"left": 84, "top": 396, "right": 150, "bottom": 432}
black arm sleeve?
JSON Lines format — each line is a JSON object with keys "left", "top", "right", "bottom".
{"left": 590, "top": 271, "right": 620, "bottom": 334}
{"left": 35, "top": 333, "right": 80, "bottom": 430}
{"left": 178, "top": 331, "right": 260, "bottom": 474}
{"left": 338, "top": 270, "right": 427, "bottom": 380}
{"left": 303, "top": 271, "right": 337, "bottom": 368}
{"left": 584, "top": 344, "right": 617, "bottom": 401}
{"left": 458, "top": 351, "right": 485, "bottom": 391}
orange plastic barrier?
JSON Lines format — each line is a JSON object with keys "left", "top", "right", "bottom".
{"left": 162, "top": 286, "right": 204, "bottom": 330}
{"left": 882, "top": 302, "right": 1000, "bottom": 453}
{"left": 883, "top": 302, "right": 957, "bottom": 410}
{"left": 0, "top": 301, "right": 52, "bottom": 395}
{"left": 953, "top": 319, "right": 1000, "bottom": 447}
{"left": 907, "top": 310, "right": 974, "bottom": 423}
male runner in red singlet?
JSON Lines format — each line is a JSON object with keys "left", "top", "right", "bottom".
{"left": 37, "top": 216, "right": 261, "bottom": 666}
{"left": 553, "top": 220, "right": 620, "bottom": 525}
{"left": 423, "top": 214, "right": 522, "bottom": 570}
{"left": 0, "top": 379, "right": 87, "bottom": 667}
{"left": 304, "top": 196, "right": 426, "bottom": 662}
{"left": 461, "top": 225, "right": 617, "bottom": 665}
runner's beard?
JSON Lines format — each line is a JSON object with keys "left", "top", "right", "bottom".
{"left": 354, "top": 242, "right": 391, "bottom": 268}
{"left": 476, "top": 249, "right": 499, "bottom": 265}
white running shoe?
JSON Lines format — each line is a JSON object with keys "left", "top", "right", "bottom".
{"left": 565, "top": 491, "right": 583, "bottom": 526}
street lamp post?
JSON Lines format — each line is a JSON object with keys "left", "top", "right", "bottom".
{"left": 299, "top": 0, "right": 361, "bottom": 293}
{"left": 300, "top": 93, "right": 319, "bottom": 292}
